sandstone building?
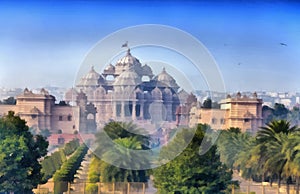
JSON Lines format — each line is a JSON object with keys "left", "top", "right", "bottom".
{"left": 189, "top": 92, "right": 263, "bottom": 133}
{"left": 0, "top": 88, "right": 96, "bottom": 134}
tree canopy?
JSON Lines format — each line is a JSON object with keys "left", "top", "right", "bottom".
{"left": 0, "top": 97, "right": 16, "bottom": 105}
{"left": 89, "top": 121, "right": 150, "bottom": 186}
{"left": 202, "top": 98, "right": 212, "bottom": 109}
{"left": 218, "top": 120, "right": 300, "bottom": 194}
{"left": 153, "top": 124, "right": 232, "bottom": 193}
{"left": 0, "top": 111, "right": 48, "bottom": 193}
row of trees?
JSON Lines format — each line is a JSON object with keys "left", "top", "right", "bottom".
{"left": 41, "top": 139, "right": 80, "bottom": 182}
{"left": 263, "top": 103, "right": 300, "bottom": 125}
{"left": 218, "top": 120, "right": 300, "bottom": 194}
{"left": 53, "top": 144, "right": 88, "bottom": 193}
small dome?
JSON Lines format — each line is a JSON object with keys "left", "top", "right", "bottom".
{"left": 142, "top": 64, "right": 154, "bottom": 77}
{"left": 177, "top": 89, "right": 189, "bottom": 103}
{"left": 77, "top": 66, "right": 106, "bottom": 87}
{"left": 103, "top": 64, "right": 115, "bottom": 74}
{"left": 153, "top": 67, "right": 179, "bottom": 89}
{"left": 65, "top": 88, "right": 78, "bottom": 102}
{"left": 113, "top": 66, "right": 141, "bottom": 86}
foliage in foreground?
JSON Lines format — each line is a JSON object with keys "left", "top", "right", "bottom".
{"left": 86, "top": 121, "right": 151, "bottom": 193}
{"left": 0, "top": 111, "right": 48, "bottom": 193}
{"left": 153, "top": 124, "right": 233, "bottom": 194}
{"left": 53, "top": 144, "right": 88, "bottom": 182}
{"left": 218, "top": 120, "right": 300, "bottom": 194}
{"left": 41, "top": 139, "right": 80, "bottom": 182}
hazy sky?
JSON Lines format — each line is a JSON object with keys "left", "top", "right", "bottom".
{"left": 0, "top": 1, "right": 299, "bottom": 92}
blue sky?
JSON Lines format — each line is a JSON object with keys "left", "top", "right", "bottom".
{"left": 0, "top": 1, "right": 299, "bottom": 92}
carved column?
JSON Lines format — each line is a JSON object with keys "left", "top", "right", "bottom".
{"left": 140, "top": 102, "right": 144, "bottom": 119}
{"left": 112, "top": 101, "right": 117, "bottom": 118}
{"left": 121, "top": 101, "right": 125, "bottom": 119}
{"left": 132, "top": 101, "right": 136, "bottom": 120}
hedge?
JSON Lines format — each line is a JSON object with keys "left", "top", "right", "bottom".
{"left": 40, "top": 139, "right": 80, "bottom": 182}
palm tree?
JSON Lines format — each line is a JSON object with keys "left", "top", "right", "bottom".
{"left": 257, "top": 120, "right": 299, "bottom": 143}
{"left": 256, "top": 120, "right": 299, "bottom": 190}
{"left": 284, "top": 134, "right": 300, "bottom": 194}
{"left": 218, "top": 128, "right": 251, "bottom": 170}
{"left": 101, "top": 136, "right": 150, "bottom": 183}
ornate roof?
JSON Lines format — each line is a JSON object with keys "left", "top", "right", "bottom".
{"left": 116, "top": 49, "right": 141, "bottom": 67}
{"left": 115, "top": 49, "right": 143, "bottom": 76}
{"left": 153, "top": 68, "right": 179, "bottom": 89}
{"left": 103, "top": 64, "right": 115, "bottom": 75}
{"left": 142, "top": 64, "right": 154, "bottom": 77}
{"left": 177, "top": 89, "right": 189, "bottom": 103}
{"left": 77, "top": 66, "right": 106, "bottom": 87}
{"left": 94, "top": 86, "right": 106, "bottom": 98}
{"left": 64, "top": 88, "right": 78, "bottom": 102}
{"left": 113, "top": 66, "right": 142, "bottom": 86}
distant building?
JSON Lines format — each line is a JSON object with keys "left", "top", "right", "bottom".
{"left": 189, "top": 92, "right": 263, "bottom": 133}
{"left": 0, "top": 88, "right": 97, "bottom": 134}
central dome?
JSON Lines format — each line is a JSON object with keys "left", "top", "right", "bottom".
{"left": 115, "top": 49, "right": 143, "bottom": 76}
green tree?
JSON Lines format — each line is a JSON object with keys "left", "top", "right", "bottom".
{"left": 288, "top": 106, "right": 300, "bottom": 126}
{"left": 94, "top": 121, "right": 150, "bottom": 157}
{"left": 1, "top": 96, "right": 16, "bottom": 105}
{"left": 0, "top": 111, "right": 48, "bottom": 193}
{"left": 256, "top": 120, "right": 299, "bottom": 188}
{"left": 40, "top": 128, "right": 51, "bottom": 138}
{"left": 202, "top": 98, "right": 212, "bottom": 109}
{"left": 273, "top": 103, "right": 289, "bottom": 120}
{"left": 218, "top": 128, "right": 253, "bottom": 170}
{"left": 89, "top": 121, "right": 150, "bottom": 188}
{"left": 100, "top": 137, "right": 149, "bottom": 183}
{"left": 153, "top": 124, "right": 232, "bottom": 193}
{"left": 257, "top": 120, "right": 299, "bottom": 143}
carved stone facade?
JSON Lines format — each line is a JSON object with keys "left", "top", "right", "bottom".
{"left": 66, "top": 49, "right": 188, "bottom": 128}
{"left": 189, "top": 92, "right": 263, "bottom": 133}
